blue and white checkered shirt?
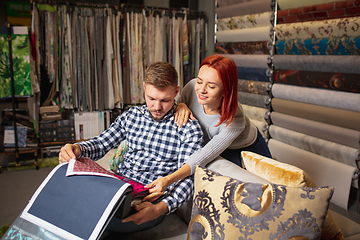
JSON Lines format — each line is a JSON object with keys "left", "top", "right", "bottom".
{"left": 78, "top": 104, "right": 203, "bottom": 213}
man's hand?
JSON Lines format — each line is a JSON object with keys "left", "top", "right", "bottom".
{"left": 58, "top": 144, "right": 81, "bottom": 164}
{"left": 122, "top": 201, "right": 168, "bottom": 225}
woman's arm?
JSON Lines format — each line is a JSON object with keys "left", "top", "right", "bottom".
{"left": 143, "top": 164, "right": 191, "bottom": 202}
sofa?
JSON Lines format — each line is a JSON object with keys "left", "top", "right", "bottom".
{"left": 98, "top": 150, "right": 360, "bottom": 240}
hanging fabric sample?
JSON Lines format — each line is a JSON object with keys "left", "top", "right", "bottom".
{"left": 272, "top": 55, "right": 360, "bottom": 74}
{"left": 0, "top": 27, "right": 33, "bottom": 98}
{"left": 238, "top": 79, "right": 271, "bottom": 95}
{"left": 216, "top": 0, "right": 274, "bottom": 18}
{"left": 274, "top": 17, "right": 360, "bottom": 40}
{"left": 271, "top": 83, "right": 360, "bottom": 112}
{"left": 216, "top": 11, "right": 274, "bottom": 31}
{"left": 271, "top": 98, "right": 360, "bottom": 131}
{"left": 276, "top": 36, "right": 360, "bottom": 55}
{"left": 269, "top": 125, "right": 360, "bottom": 168}
{"left": 270, "top": 111, "right": 360, "bottom": 149}
{"left": 215, "top": 41, "right": 271, "bottom": 55}
{"left": 274, "top": 69, "right": 360, "bottom": 93}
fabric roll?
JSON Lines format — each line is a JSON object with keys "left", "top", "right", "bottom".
{"left": 271, "top": 83, "right": 360, "bottom": 112}
{"left": 215, "top": 41, "right": 271, "bottom": 55}
{"left": 238, "top": 79, "right": 271, "bottom": 95}
{"left": 242, "top": 104, "right": 270, "bottom": 121}
{"left": 275, "top": 17, "right": 360, "bottom": 40}
{"left": 273, "top": 55, "right": 360, "bottom": 74}
{"left": 271, "top": 98, "right": 360, "bottom": 131}
{"left": 216, "top": 11, "right": 273, "bottom": 31}
{"left": 270, "top": 111, "right": 360, "bottom": 149}
{"left": 268, "top": 139, "right": 358, "bottom": 210}
{"left": 274, "top": 69, "right": 360, "bottom": 93}
{"left": 215, "top": 26, "right": 273, "bottom": 42}
{"left": 237, "top": 66, "right": 271, "bottom": 82}
{"left": 277, "top": 0, "right": 346, "bottom": 10}
{"left": 276, "top": 36, "right": 360, "bottom": 55}
{"left": 269, "top": 125, "right": 360, "bottom": 168}
{"left": 250, "top": 118, "right": 268, "bottom": 138}
{"left": 222, "top": 54, "right": 271, "bottom": 68}
{"left": 238, "top": 92, "right": 270, "bottom": 109}
{"left": 216, "top": 0, "right": 273, "bottom": 18}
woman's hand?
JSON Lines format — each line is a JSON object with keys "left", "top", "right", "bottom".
{"left": 143, "top": 176, "right": 171, "bottom": 202}
{"left": 175, "top": 103, "right": 195, "bottom": 127}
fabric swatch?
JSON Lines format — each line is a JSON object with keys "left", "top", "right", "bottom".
{"left": 276, "top": 36, "right": 360, "bottom": 55}
{"left": 274, "top": 69, "right": 360, "bottom": 93}
{"left": 271, "top": 83, "right": 360, "bottom": 112}
{"left": 215, "top": 41, "right": 271, "bottom": 55}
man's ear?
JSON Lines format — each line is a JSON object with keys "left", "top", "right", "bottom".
{"left": 143, "top": 82, "right": 146, "bottom": 90}
{"left": 174, "top": 86, "right": 180, "bottom": 97}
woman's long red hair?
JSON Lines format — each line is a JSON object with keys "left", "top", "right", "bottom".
{"left": 200, "top": 55, "right": 238, "bottom": 127}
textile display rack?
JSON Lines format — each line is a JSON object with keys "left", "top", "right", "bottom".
{"left": 267, "top": 0, "right": 360, "bottom": 213}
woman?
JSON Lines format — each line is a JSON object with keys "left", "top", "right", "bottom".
{"left": 144, "top": 55, "right": 272, "bottom": 202}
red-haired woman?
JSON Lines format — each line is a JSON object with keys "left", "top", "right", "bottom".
{"left": 144, "top": 55, "right": 271, "bottom": 201}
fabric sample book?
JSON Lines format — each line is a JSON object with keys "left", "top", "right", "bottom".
{"left": 3, "top": 162, "right": 134, "bottom": 240}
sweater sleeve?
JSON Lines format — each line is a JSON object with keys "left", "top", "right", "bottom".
{"left": 185, "top": 125, "right": 244, "bottom": 174}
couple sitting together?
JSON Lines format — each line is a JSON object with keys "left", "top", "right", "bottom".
{"left": 58, "top": 55, "right": 272, "bottom": 233}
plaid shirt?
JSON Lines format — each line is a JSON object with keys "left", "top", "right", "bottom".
{"left": 78, "top": 104, "right": 203, "bottom": 213}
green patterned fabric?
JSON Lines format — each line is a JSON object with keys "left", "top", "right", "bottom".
{"left": 109, "top": 139, "right": 128, "bottom": 172}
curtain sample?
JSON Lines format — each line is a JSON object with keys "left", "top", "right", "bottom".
{"left": 0, "top": 29, "right": 32, "bottom": 98}
{"left": 274, "top": 69, "right": 360, "bottom": 93}
{"left": 276, "top": 36, "right": 360, "bottom": 55}
{"left": 275, "top": 17, "right": 360, "bottom": 40}
{"left": 271, "top": 83, "right": 360, "bottom": 112}
{"left": 216, "top": 0, "right": 273, "bottom": 18}
{"left": 216, "top": 26, "right": 273, "bottom": 42}
{"left": 237, "top": 66, "right": 271, "bottom": 82}
{"left": 268, "top": 139, "right": 357, "bottom": 210}
{"left": 216, "top": 11, "right": 273, "bottom": 31}
{"left": 238, "top": 79, "right": 271, "bottom": 95}
{"left": 238, "top": 92, "right": 270, "bottom": 109}
{"left": 222, "top": 54, "right": 271, "bottom": 68}
{"left": 215, "top": 41, "right": 271, "bottom": 55}
{"left": 270, "top": 111, "right": 360, "bottom": 149}
{"left": 269, "top": 125, "right": 360, "bottom": 168}
{"left": 250, "top": 118, "right": 268, "bottom": 138}
{"left": 271, "top": 98, "right": 360, "bottom": 131}
{"left": 273, "top": 55, "right": 360, "bottom": 74}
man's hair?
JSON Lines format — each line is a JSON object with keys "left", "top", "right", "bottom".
{"left": 144, "top": 61, "right": 178, "bottom": 88}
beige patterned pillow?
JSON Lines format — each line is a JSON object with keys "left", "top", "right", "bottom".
{"left": 241, "top": 151, "right": 344, "bottom": 240}
{"left": 188, "top": 165, "right": 334, "bottom": 240}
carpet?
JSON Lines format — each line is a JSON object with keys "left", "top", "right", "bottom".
{"left": 6, "top": 157, "right": 59, "bottom": 172}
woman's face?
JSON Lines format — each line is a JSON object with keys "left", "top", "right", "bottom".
{"left": 195, "top": 65, "right": 224, "bottom": 112}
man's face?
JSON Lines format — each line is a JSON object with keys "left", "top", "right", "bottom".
{"left": 143, "top": 82, "right": 179, "bottom": 121}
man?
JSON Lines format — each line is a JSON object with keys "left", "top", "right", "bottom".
{"left": 58, "top": 61, "right": 203, "bottom": 232}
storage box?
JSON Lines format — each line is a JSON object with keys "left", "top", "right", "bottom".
{"left": 41, "top": 145, "right": 62, "bottom": 158}
{"left": 39, "top": 121, "right": 57, "bottom": 143}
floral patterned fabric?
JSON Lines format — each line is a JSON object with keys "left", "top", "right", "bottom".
{"left": 215, "top": 41, "right": 271, "bottom": 54}
{"left": 276, "top": 36, "right": 360, "bottom": 55}
{"left": 275, "top": 17, "right": 360, "bottom": 41}
{"left": 216, "top": 11, "right": 273, "bottom": 31}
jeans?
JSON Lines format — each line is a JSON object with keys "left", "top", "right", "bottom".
{"left": 220, "top": 129, "right": 272, "bottom": 167}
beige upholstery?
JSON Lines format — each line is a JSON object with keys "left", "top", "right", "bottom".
{"left": 97, "top": 151, "right": 360, "bottom": 240}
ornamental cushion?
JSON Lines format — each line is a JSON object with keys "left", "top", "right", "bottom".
{"left": 241, "top": 151, "right": 344, "bottom": 240}
{"left": 188, "top": 165, "right": 334, "bottom": 240}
